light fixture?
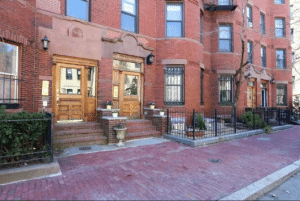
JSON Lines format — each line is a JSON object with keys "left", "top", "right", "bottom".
{"left": 146, "top": 53, "right": 155, "bottom": 65}
{"left": 270, "top": 77, "right": 275, "bottom": 84}
{"left": 244, "top": 72, "right": 251, "bottom": 80}
{"left": 41, "top": 35, "right": 50, "bottom": 50}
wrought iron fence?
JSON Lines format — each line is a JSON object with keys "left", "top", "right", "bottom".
{"left": 166, "top": 107, "right": 291, "bottom": 140}
{"left": 0, "top": 112, "right": 53, "bottom": 169}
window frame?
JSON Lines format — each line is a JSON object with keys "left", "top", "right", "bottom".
{"left": 261, "top": 45, "right": 266, "bottom": 67}
{"left": 260, "top": 13, "right": 265, "bottom": 34}
{"left": 274, "top": 0, "right": 285, "bottom": 4}
{"left": 165, "top": 2, "right": 184, "bottom": 38}
{"left": 219, "top": 75, "right": 234, "bottom": 104}
{"left": 276, "top": 84, "right": 287, "bottom": 106}
{"left": 218, "top": 24, "right": 233, "bottom": 52}
{"left": 275, "top": 18, "right": 285, "bottom": 38}
{"left": 120, "top": 0, "right": 139, "bottom": 33}
{"left": 276, "top": 49, "right": 286, "bottom": 69}
{"left": 164, "top": 66, "right": 185, "bottom": 105}
{"left": 65, "top": 0, "right": 91, "bottom": 22}
{"left": 247, "top": 5, "right": 253, "bottom": 28}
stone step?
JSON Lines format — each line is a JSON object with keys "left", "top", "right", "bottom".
{"left": 126, "top": 125, "right": 156, "bottom": 133}
{"left": 125, "top": 130, "right": 161, "bottom": 141}
{"left": 54, "top": 136, "right": 107, "bottom": 149}
{"left": 54, "top": 122, "right": 101, "bottom": 132}
{"left": 54, "top": 132, "right": 103, "bottom": 141}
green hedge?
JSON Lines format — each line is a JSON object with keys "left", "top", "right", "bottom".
{"left": 0, "top": 106, "right": 50, "bottom": 164}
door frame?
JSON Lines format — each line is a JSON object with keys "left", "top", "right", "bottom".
{"left": 52, "top": 55, "right": 98, "bottom": 122}
{"left": 112, "top": 53, "right": 144, "bottom": 118}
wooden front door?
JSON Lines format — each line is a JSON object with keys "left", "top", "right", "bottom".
{"left": 112, "top": 55, "right": 144, "bottom": 119}
{"left": 53, "top": 60, "right": 97, "bottom": 122}
{"left": 247, "top": 81, "right": 256, "bottom": 108}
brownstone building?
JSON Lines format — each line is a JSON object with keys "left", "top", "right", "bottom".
{"left": 0, "top": 0, "right": 292, "bottom": 144}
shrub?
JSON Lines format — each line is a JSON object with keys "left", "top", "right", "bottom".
{"left": 241, "top": 111, "right": 262, "bottom": 128}
{"left": 0, "top": 106, "right": 50, "bottom": 164}
{"left": 195, "top": 113, "right": 206, "bottom": 130}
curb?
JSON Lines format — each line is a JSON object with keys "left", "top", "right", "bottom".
{"left": 0, "top": 159, "right": 62, "bottom": 186}
{"left": 220, "top": 159, "right": 300, "bottom": 200}
{"left": 163, "top": 125, "right": 293, "bottom": 147}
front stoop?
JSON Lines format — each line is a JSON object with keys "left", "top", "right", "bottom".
{"left": 53, "top": 122, "right": 107, "bottom": 149}
{"left": 125, "top": 119, "right": 161, "bottom": 141}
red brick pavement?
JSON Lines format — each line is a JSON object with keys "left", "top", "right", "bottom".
{"left": 1, "top": 126, "right": 300, "bottom": 200}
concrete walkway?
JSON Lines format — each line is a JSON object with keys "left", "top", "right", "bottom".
{"left": 0, "top": 126, "right": 300, "bottom": 200}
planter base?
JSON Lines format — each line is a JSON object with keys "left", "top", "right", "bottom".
{"left": 186, "top": 130, "right": 205, "bottom": 137}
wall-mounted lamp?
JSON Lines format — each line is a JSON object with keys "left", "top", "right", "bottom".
{"left": 146, "top": 53, "right": 155, "bottom": 65}
{"left": 270, "top": 77, "right": 275, "bottom": 84}
{"left": 41, "top": 35, "right": 50, "bottom": 50}
{"left": 244, "top": 72, "right": 251, "bottom": 80}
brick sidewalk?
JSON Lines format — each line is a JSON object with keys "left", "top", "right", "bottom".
{"left": 1, "top": 126, "right": 300, "bottom": 200}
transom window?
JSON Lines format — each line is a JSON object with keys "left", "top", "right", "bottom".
{"left": 218, "top": 0, "right": 232, "bottom": 5}
{"left": 247, "top": 41, "right": 253, "bottom": 64}
{"left": 164, "top": 67, "right": 184, "bottom": 105}
{"left": 121, "top": 0, "right": 138, "bottom": 33}
{"left": 275, "top": 18, "right": 285, "bottom": 37}
{"left": 247, "top": 6, "right": 253, "bottom": 28}
{"left": 219, "top": 75, "right": 233, "bottom": 103}
{"left": 0, "top": 42, "right": 19, "bottom": 104}
{"left": 166, "top": 3, "right": 183, "bottom": 37}
{"left": 260, "top": 13, "right": 265, "bottom": 34}
{"left": 276, "top": 49, "right": 286, "bottom": 69}
{"left": 219, "top": 25, "right": 232, "bottom": 52}
{"left": 261, "top": 46, "right": 266, "bottom": 67}
{"left": 66, "top": 0, "right": 89, "bottom": 21}
{"left": 277, "top": 84, "right": 287, "bottom": 106}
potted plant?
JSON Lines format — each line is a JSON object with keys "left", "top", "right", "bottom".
{"left": 114, "top": 123, "right": 127, "bottom": 147}
{"left": 149, "top": 102, "right": 156, "bottom": 109}
{"left": 105, "top": 101, "right": 113, "bottom": 109}
{"left": 186, "top": 113, "right": 206, "bottom": 137}
{"left": 159, "top": 109, "right": 165, "bottom": 116}
{"left": 111, "top": 109, "right": 119, "bottom": 118}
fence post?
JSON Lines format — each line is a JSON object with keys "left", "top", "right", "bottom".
{"left": 193, "top": 109, "right": 196, "bottom": 140}
{"left": 234, "top": 108, "right": 237, "bottom": 133}
{"left": 278, "top": 108, "right": 281, "bottom": 126}
{"left": 49, "top": 113, "right": 53, "bottom": 163}
{"left": 167, "top": 109, "right": 169, "bottom": 134}
{"left": 252, "top": 109, "right": 255, "bottom": 130}
{"left": 267, "top": 108, "right": 269, "bottom": 125}
{"left": 215, "top": 109, "right": 217, "bottom": 137}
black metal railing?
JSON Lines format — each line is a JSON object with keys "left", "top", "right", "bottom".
{"left": 0, "top": 112, "right": 53, "bottom": 169}
{"left": 166, "top": 107, "right": 291, "bottom": 140}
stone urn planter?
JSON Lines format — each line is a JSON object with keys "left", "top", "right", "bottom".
{"left": 105, "top": 101, "right": 113, "bottom": 110}
{"left": 186, "top": 128, "right": 205, "bottom": 137}
{"left": 114, "top": 123, "right": 127, "bottom": 147}
{"left": 149, "top": 102, "right": 156, "bottom": 109}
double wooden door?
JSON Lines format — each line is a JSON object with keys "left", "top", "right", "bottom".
{"left": 113, "top": 70, "right": 142, "bottom": 119}
{"left": 53, "top": 63, "right": 97, "bottom": 122}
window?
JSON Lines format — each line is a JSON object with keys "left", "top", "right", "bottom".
{"left": 66, "top": 68, "right": 73, "bottom": 80}
{"left": 275, "top": 18, "right": 285, "bottom": 37}
{"left": 247, "top": 5, "right": 253, "bottom": 28}
{"left": 260, "top": 13, "right": 265, "bottom": 34}
{"left": 0, "top": 42, "right": 19, "bottom": 104}
{"left": 248, "top": 41, "right": 253, "bottom": 64}
{"left": 276, "top": 49, "right": 286, "bottom": 69}
{"left": 274, "top": 0, "right": 284, "bottom": 4}
{"left": 293, "top": 76, "right": 295, "bottom": 90}
{"left": 200, "top": 69, "right": 204, "bottom": 104}
{"left": 219, "top": 25, "right": 232, "bottom": 52}
{"left": 218, "top": 0, "right": 232, "bottom": 5}
{"left": 219, "top": 75, "right": 233, "bottom": 103}
{"left": 66, "top": 0, "right": 89, "bottom": 21}
{"left": 277, "top": 84, "right": 287, "bottom": 106}
{"left": 67, "top": 89, "right": 73, "bottom": 94}
{"left": 166, "top": 3, "right": 183, "bottom": 37}
{"left": 261, "top": 46, "right": 266, "bottom": 67}
{"left": 291, "top": 28, "right": 294, "bottom": 42}
{"left": 290, "top": 5, "right": 294, "bottom": 18}
{"left": 77, "top": 69, "right": 81, "bottom": 80}
{"left": 292, "top": 52, "right": 295, "bottom": 66}
{"left": 200, "top": 14, "right": 203, "bottom": 44}
{"left": 121, "top": 0, "right": 138, "bottom": 33}
{"left": 164, "top": 67, "right": 184, "bottom": 105}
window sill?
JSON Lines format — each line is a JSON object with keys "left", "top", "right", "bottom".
{"left": 219, "top": 102, "right": 234, "bottom": 106}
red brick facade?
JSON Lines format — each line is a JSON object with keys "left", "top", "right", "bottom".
{"left": 0, "top": 0, "right": 292, "bottom": 117}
